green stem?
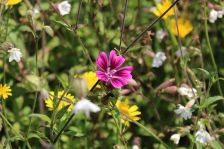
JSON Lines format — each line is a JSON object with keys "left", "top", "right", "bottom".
{"left": 111, "top": 111, "right": 128, "bottom": 148}
{"left": 50, "top": 89, "right": 70, "bottom": 140}
{"left": 1, "top": 7, "right": 12, "bottom": 148}
{"left": 22, "top": 22, "right": 39, "bottom": 148}
{"left": 53, "top": 113, "right": 75, "bottom": 143}
{"left": 0, "top": 112, "right": 24, "bottom": 140}
{"left": 203, "top": 0, "right": 223, "bottom": 96}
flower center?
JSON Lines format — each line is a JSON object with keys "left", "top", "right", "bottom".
{"left": 105, "top": 67, "right": 117, "bottom": 81}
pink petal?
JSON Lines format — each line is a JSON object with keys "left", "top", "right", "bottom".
{"left": 96, "top": 71, "right": 108, "bottom": 81}
{"left": 114, "top": 66, "right": 133, "bottom": 80}
{"left": 96, "top": 52, "right": 108, "bottom": 71}
{"left": 110, "top": 77, "right": 128, "bottom": 88}
{"left": 109, "top": 50, "right": 125, "bottom": 70}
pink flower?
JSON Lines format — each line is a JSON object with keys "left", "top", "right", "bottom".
{"left": 96, "top": 50, "right": 133, "bottom": 88}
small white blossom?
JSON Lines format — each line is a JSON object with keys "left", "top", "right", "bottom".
{"left": 195, "top": 125, "right": 213, "bottom": 145}
{"left": 170, "top": 133, "right": 181, "bottom": 144}
{"left": 73, "top": 98, "right": 100, "bottom": 118}
{"left": 209, "top": 9, "right": 218, "bottom": 23}
{"left": 58, "top": 1, "right": 71, "bottom": 16}
{"left": 217, "top": 9, "right": 224, "bottom": 18}
{"left": 175, "top": 104, "right": 192, "bottom": 120}
{"left": 152, "top": 52, "right": 166, "bottom": 68}
{"left": 8, "top": 48, "right": 22, "bottom": 62}
{"left": 132, "top": 145, "right": 139, "bottom": 149}
{"left": 33, "top": 8, "right": 40, "bottom": 15}
{"left": 156, "top": 29, "right": 166, "bottom": 40}
{"left": 177, "top": 86, "right": 198, "bottom": 100}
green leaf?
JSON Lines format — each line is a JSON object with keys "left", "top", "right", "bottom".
{"left": 29, "top": 114, "right": 51, "bottom": 124}
{"left": 195, "top": 68, "right": 210, "bottom": 78}
{"left": 28, "top": 133, "right": 42, "bottom": 140}
{"left": 200, "top": 96, "right": 224, "bottom": 109}
{"left": 57, "top": 73, "right": 69, "bottom": 89}
{"left": 211, "top": 140, "right": 223, "bottom": 149}
{"left": 55, "top": 105, "right": 70, "bottom": 120}
{"left": 44, "top": 25, "right": 54, "bottom": 37}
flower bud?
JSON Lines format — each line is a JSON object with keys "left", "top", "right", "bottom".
{"left": 0, "top": 42, "right": 14, "bottom": 50}
{"left": 163, "top": 86, "right": 177, "bottom": 94}
{"left": 127, "top": 79, "right": 138, "bottom": 86}
{"left": 39, "top": 89, "right": 49, "bottom": 101}
{"left": 119, "top": 89, "right": 131, "bottom": 96}
{"left": 144, "top": 50, "right": 155, "bottom": 58}
{"left": 186, "top": 99, "right": 195, "bottom": 108}
{"left": 72, "top": 78, "right": 88, "bottom": 98}
{"left": 156, "top": 78, "right": 175, "bottom": 90}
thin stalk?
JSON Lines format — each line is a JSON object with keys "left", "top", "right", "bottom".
{"left": 119, "top": 0, "right": 128, "bottom": 51}
{"left": 74, "top": 0, "right": 83, "bottom": 30}
{"left": 121, "top": 0, "right": 180, "bottom": 54}
{"left": 173, "top": 4, "right": 196, "bottom": 97}
{"left": 22, "top": 22, "right": 39, "bottom": 148}
{"left": 203, "top": 0, "right": 223, "bottom": 96}
{"left": 1, "top": 7, "right": 12, "bottom": 148}
{"left": 50, "top": 90, "right": 70, "bottom": 140}
{"left": 53, "top": 113, "right": 75, "bottom": 143}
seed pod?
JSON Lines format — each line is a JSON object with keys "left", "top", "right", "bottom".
{"left": 72, "top": 78, "right": 88, "bottom": 98}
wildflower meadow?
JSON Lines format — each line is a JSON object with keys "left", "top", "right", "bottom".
{"left": 1, "top": 0, "right": 224, "bottom": 148}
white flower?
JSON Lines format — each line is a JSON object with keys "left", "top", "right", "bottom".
{"left": 8, "top": 48, "right": 22, "bottom": 62}
{"left": 73, "top": 98, "right": 100, "bottom": 118}
{"left": 217, "top": 9, "right": 224, "bottom": 18}
{"left": 209, "top": 9, "right": 218, "bottom": 23}
{"left": 33, "top": 8, "right": 40, "bottom": 15}
{"left": 195, "top": 125, "right": 212, "bottom": 145}
{"left": 58, "top": 1, "right": 71, "bottom": 16}
{"left": 156, "top": 29, "right": 166, "bottom": 40}
{"left": 177, "top": 86, "right": 198, "bottom": 100}
{"left": 170, "top": 133, "right": 181, "bottom": 144}
{"left": 132, "top": 145, "right": 139, "bottom": 149}
{"left": 152, "top": 52, "right": 166, "bottom": 68}
{"left": 174, "top": 104, "right": 192, "bottom": 120}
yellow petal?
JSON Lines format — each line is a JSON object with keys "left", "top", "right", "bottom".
{"left": 5, "top": 0, "right": 21, "bottom": 6}
{"left": 129, "top": 105, "right": 139, "bottom": 112}
{"left": 130, "top": 111, "right": 141, "bottom": 117}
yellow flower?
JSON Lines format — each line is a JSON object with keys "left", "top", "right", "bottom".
{"left": 5, "top": 0, "right": 21, "bottom": 6}
{"left": 116, "top": 99, "right": 141, "bottom": 127}
{"left": 45, "top": 91, "right": 76, "bottom": 111}
{"left": 0, "top": 84, "right": 12, "bottom": 100}
{"left": 152, "top": 0, "right": 174, "bottom": 19}
{"left": 169, "top": 18, "right": 193, "bottom": 38}
{"left": 78, "top": 71, "right": 100, "bottom": 91}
